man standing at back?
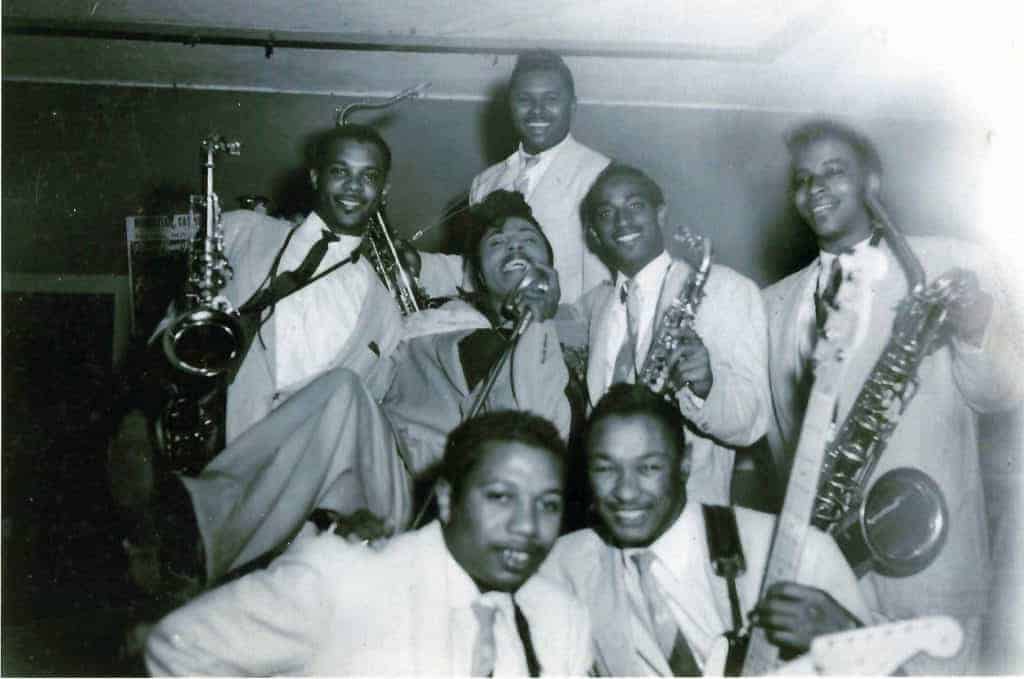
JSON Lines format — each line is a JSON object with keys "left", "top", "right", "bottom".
{"left": 423, "top": 50, "right": 610, "bottom": 304}
{"left": 579, "top": 163, "right": 769, "bottom": 505}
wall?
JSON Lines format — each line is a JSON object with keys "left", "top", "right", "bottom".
{"left": 2, "top": 81, "right": 992, "bottom": 286}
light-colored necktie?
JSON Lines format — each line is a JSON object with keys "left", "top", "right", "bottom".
{"left": 631, "top": 551, "right": 701, "bottom": 676}
{"left": 514, "top": 154, "right": 541, "bottom": 196}
{"left": 471, "top": 593, "right": 502, "bottom": 677}
{"left": 612, "top": 279, "right": 640, "bottom": 384}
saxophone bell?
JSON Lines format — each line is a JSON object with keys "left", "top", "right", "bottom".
{"left": 162, "top": 137, "right": 244, "bottom": 378}
{"left": 163, "top": 305, "right": 246, "bottom": 378}
{"left": 831, "top": 467, "right": 949, "bottom": 578}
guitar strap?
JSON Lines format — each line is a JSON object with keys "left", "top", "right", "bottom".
{"left": 703, "top": 504, "right": 748, "bottom": 675}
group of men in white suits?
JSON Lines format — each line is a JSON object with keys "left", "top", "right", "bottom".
{"left": 146, "top": 411, "right": 593, "bottom": 675}
{"left": 126, "top": 45, "right": 1019, "bottom": 676}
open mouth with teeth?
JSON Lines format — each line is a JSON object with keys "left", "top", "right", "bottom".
{"left": 334, "top": 197, "right": 365, "bottom": 212}
{"left": 613, "top": 231, "right": 643, "bottom": 245}
{"left": 809, "top": 198, "right": 837, "bottom": 217}
{"left": 608, "top": 507, "right": 652, "bottom": 526}
{"left": 501, "top": 257, "right": 531, "bottom": 273}
{"left": 496, "top": 546, "right": 535, "bottom": 572}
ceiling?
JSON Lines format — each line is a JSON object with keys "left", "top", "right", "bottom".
{"left": 1, "top": 1, "right": 1018, "bottom": 123}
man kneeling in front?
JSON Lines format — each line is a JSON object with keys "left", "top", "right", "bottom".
{"left": 542, "top": 384, "right": 874, "bottom": 675}
{"left": 145, "top": 410, "right": 591, "bottom": 676}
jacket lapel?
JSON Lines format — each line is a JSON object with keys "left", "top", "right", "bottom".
{"left": 586, "top": 285, "right": 617, "bottom": 405}
{"left": 411, "top": 526, "right": 458, "bottom": 674}
{"left": 768, "top": 264, "right": 817, "bottom": 454}
{"left": 529, "top": 137, "right": 578, "bottom": 206}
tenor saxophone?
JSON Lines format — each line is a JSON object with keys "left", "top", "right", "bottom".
{"left": 162, "top": 135, "right": 244, "bottom": 378}
{"left": 810, "top": 194, "right": 969, "bottom": 577}
{"left": 337, "top": 84, "right": 433, "bottom": 315}
{"left": 637, "top": 230, "right": 713, "bottom": 398}
{"left": 158, "top": 134, "right": 242, "bottom": 473}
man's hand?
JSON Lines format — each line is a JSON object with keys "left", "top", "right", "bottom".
{"left": 514, "top": 262, "right": 561, "bottom": 322}
{"left": 666, "top": 326, "right": 713, "bottom": 399}
{"left": 750, "top": 582, "right": 861, "bottom": 654}
{"left": 944, "top": 268, "right": 992, "bottom": 348}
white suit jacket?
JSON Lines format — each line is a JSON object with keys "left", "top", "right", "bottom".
{"left": 583, "top": 258, "right": 770, "bottom": 504}
{"left": 147, "top": 521, "right": 593, "bottom": 676}
{"left": 762, "top": 235, "right": 1022, "bottom": 638}
{"left": 470, "top": 136, "right": 611, "bottom": 303}
{"left": 219, "top": 210, "right": 403, "bottom": 441}
{"left": 541, "top": 506, "right": 871, "bottom": 677}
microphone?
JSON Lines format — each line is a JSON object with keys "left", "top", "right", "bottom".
{"left": 501, "top": 265, "right": 549, "bottom": 338}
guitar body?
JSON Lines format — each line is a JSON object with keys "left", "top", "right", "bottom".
{"left": 707, "top": 616, "right": 963, "bottom": 676}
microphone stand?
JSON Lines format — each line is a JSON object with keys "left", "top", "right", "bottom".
{"left": 411, "top": 290, "right": 537, "bottom": 528}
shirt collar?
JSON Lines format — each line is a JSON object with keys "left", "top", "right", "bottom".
{"left": 818, "top": 234, "right": 874, "bottom": 269}
{"left": 302, "top": 210, "right": 362, "bottom": 254}
{"left": 616, "top": 249, "right": 673, "bottom": 299}
{"left": 434, "top": 522, "right": 516, "bottom": 613}
{"left": 517, "top": 133, "right": 573, "bottom": 165}
{"left": 625, "top": 500, "right": 701, "bottom": 578}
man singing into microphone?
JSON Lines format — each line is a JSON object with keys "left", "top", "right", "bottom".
{"left": 134, "top": 190, "right": 571, "bottom": 588}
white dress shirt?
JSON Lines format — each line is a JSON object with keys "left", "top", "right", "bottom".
{"left": 798, "top": 235, "right": 889, "bottom": 367}
{"left": 440, "top": 550, "right": 531, "bottom": 676}
{"left": 600, "top": 250, "right": 674, "bottom": 391}
{"left": 510, "top": 135, "right": 571, "bottom": 200}
{"left": 622, "top": 503, "right": 724, "bottom": 671}
{"left": 272, "top": 211, "right": 370, "bottom": 394}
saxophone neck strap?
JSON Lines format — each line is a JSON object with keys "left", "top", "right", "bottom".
{"left": 238, "top": 224, "right": 360, "bottom": 346}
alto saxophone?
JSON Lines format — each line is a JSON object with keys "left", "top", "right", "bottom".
{"left": 337, "top": 83, "right": 432, "bottom": 315}
{"left": 637, "top": 230, "right": 713, "bottom": 398}
{"left": 158, "top": 134, "right": 243, "bottom": 473}
{"left": 811, "top": 194, "right": 969, "bottom": 577}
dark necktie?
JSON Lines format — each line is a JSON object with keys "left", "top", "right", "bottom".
{"left": 513, "top": 602, "right": 542, "bottom": 677}
{"left": 470, "top": 596, "right": 541, "bottom": 677}
{"left": 632, "top": 551, "right": 701, "bottom": 676}
{"left": 814, "top": 255, "right": 843, "bottom": 334}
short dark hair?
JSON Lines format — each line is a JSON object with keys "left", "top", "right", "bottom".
{"left": 580, "top": 163, "right": 665, "bottom": 226}
{"left": 584, "top": 383, "right": 687, "bottom": 461}
{"left": 463, "top": 189, "right": 554, "bottom": 286}
{"left": 441, "top": 410, "right": 567, "bottom": 499}
{"left": 509, "top": 49, "right": 576, "bottom": 99}
{"left": 785, "top": 119, "right": 883, "bottom": 177}
{"left": 313, "top": 123, "right": 392, "bottom": 176}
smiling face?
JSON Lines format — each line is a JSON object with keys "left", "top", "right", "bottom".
{"left": 477, "top": 216, "right": 553, "bottom": 306}
{"left": 439, "top": 440, "right": 565, "bottom": 592}
{"left": 587, "top": 413, "right": 688, "bottom": 548}
{"left": 586, "top": 172, "right": 666, "bottom": 278}
{"left": 309, "top": 137, "right": 389, "bottom": 237}
{"left": 509, "top": 68, "right": 576, "bottom": 155}
{"left": 791, "top": 136, "right": 876, "bottom": 253}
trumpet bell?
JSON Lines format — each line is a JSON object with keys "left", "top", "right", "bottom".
{"left": 163, "top": 308, "right": 244, "bottom": 378}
